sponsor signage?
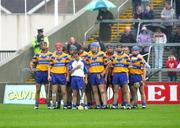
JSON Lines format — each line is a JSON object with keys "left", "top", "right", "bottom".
{"left": 3, "top": 85, "right": 46, "bottom": 104}
{"left": 107, "top": 82, "right": 180, "bottom": 104}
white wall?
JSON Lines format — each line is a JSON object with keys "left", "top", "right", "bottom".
{"left": 0, "top": 14, "right": 72, "bottom": 50}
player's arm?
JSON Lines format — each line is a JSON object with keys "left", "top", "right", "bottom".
{"left": 66, "top": 64, "right": 70, "bottom": 82}
{"left": 29, "top": 60, "right": 34, "bottom": 73}
{"left": 141, "top": 58, "right": 146, "bottom": 82}
{"left": 101, "top": 54, "right": 112, "bottom": 77}
{"left": 143, "top": 68, "right": 147, "bottom": 82}
{"left": 29, "top": 54, "right": 37, "bottom": 73}
{"left": 65, "top": 56, "right": 70, "bottom": 81}
{"left": 84, "top": 74, "right": 88, "bottom": 85}
{"left": 68, "top": 61, "right": 80, "bottom": 75}
{"left": 83, "top": 60, "right": 88, "bottom": 85}
{"left": 48, "top": 65, "right": 51, "bottom": 81}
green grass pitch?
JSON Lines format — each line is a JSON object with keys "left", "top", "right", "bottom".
{"left": 0, "top": 104, "right": 180, "bottom": 128}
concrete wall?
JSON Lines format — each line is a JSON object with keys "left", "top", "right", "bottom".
{"left": 0, "top": 0, "right": 130, "bottom": 83}
{"left": 0, "top": 14, "right": 72, "bottom": 50}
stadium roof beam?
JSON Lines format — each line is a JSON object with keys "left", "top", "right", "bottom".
{"left": 27, "top": 0, "right": 51, "bottom": 15}
{"left": 0, "top": 6, "right": 12, "bottom": 14}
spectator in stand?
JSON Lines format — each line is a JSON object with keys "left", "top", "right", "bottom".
{"left": 119, "top": 27, "right": 136, "bottom": 44}
{"left": 153, "top": 27, "right": 167, "bottom": 69}
{"left": 97, "top": 8, "right": 114, "bottom": 42}
{"left": 67, "top": 37, "right": 81, "bottom": 53}
{"left": 171, "top": 25, "right": 180, "bottom": 61}
{"left": 166, "top": 55, "right": 178, "bottom": 81}
{"left": 161, "top": 1, "right": 175, "bottom": 42}
{"left": 141, "top": 0, "right": 150, "bottom": 12}
{"left": 142, "top": 4, "right": 154, "bottom": 20}
{"left": 177, "top": 63, "right": 180, "bottom": 68}
{"left": 132, "top": 0, "right": 141, "bottom": 16}
{"left": 134, "top": 6, "right": 143, "bottom": 33}
{"left": 137, "top": 26, "right": 152, "bottom": 61}
{"left": 175, "top": 0, "right": 180, "bottom": 19}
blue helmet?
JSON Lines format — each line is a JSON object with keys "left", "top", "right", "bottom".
{"left": 90, "top": 42, "right": 99, "bottom": 48}
{"left": 132, "top": 46, "right": 140, "bottom": 51}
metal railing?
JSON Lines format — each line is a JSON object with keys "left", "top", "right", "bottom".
{"left": 117, "top": 0, "right": 129, "bottom": 17}
{"left": 0, "top": 50, "right": 16, "bottom": 63}
{"left": 84, "top": 23, "right": 98, "bottom": 43}
{"left": 84, "top": 0, "right": 130, "bottom": 43}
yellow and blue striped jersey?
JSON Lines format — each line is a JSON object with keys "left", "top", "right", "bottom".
{"left": 79, "top": 51, "right": 88, "bottom": 61}
{"left": 112, "top": 53, "right": 130, "bottom": 73}
{"left": 49, "top": 52, "right": 70, "bottom": 74}
{"left": 87, "top": 51, "right": 110, "bottom": 73}
{"left": 105, "top": 52, "right": 114, "bottom": 60}
{"left": 32, "top": 51, "right": 52, "bottom": 71}
{"left": 129, "top": 54, "right": 145, "bottom": 75}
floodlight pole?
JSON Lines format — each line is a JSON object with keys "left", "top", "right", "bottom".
{"left": 0, "top": 0, "right": 1, "bottom": 49}
{"left": 54, "top": 0, "right": 58, "bottom": 26}
{"left": 73, "top": 0, "right": 76, "bottom": 15}
{"left": 24, "top": 0, "right": 28, "bottom": 45}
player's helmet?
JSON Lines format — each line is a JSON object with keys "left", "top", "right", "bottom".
{"left": 90, "top": 42, "right": 99, "bottom": 48}
{"left": 132, "top": 46, "right": 140, "bottom": 51}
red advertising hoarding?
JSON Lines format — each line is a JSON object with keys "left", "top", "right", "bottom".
{"left": 107, "top": 82, "right": 180, "bottom": 104}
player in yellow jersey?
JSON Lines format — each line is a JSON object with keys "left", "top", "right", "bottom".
{"left": 48, "top": 42, "right": 70, "bottom": 109}
{"left": 29, "top": 42, "right": 52, "bottom": 109}
{"left": 111, "top": 44, "right": 131, "bottom": 109}
{"left": 79, "top": 45, "right": 88, "bottom": 60}
{"left": 87, "top": 42, "right": 110, "bottom": 109}
{"left": 105, "top": 44, "right": 114, "bottom": 88}
{"left": 129, "top": 46, "right": 147, "bottom": 109}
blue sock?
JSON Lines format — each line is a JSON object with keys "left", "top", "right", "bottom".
{"left": 142, "top": 101, "right": 146, "bottom": 106}
{"left": 121, "top": 101, "right": 126, "bottom": 106}
{"left": 35, "top": 102, "right": 39, "bottom": 107}
{"left": 113, "top": 103, "right": 118, "bottom": 106}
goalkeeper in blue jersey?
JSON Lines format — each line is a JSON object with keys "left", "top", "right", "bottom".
{"left": 68, "top": 52, "right": 88, "bottom": 109}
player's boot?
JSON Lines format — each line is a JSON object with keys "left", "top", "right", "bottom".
{"left": 34, "top": 106, "right": 39, "bottom": 109}
{"left": 34, "top": 103, "right": 39, "bottom": 109}
{"left": 63, "top": 105, "right": 67, "bottom": 110}
{"left": 72, "top": 104, "right": 77, "bottom": 110}
{"left": 84, "top": 105, "right": 89, "bottom": 110}
{"left": 127, "top": 104, "right": 131, "bottom": 110}
{"left": 112, "top": 104, "right": 118, "bottom": 109}
{"left": 56, "top": 101, "right": 61, "bottom": 109}
{"left": 96, "top": 105, "right": 101, "bottom": 109}
{"left": 142, "top": 102, "right": 147, "bottom": 109}
{"left": 132, "top": 105, "right": 138, "bottom": 109}
{"left": 120, "top": 106, "right": 126, "bottom": 109}
{"left": 121, "top": 101, "right": 127, "bottom": 109}
{"left": 101, "top": 105, "right": 107, "bottom": 109}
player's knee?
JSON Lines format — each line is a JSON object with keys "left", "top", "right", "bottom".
{"left": 114, "top": 89, "right": 118, "bottom": 94}
{"left": 100, "top": 89, "right": 106, "bottom": 95}
{"left": 61, "top": 90, "right": 67, "bottom": 96}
